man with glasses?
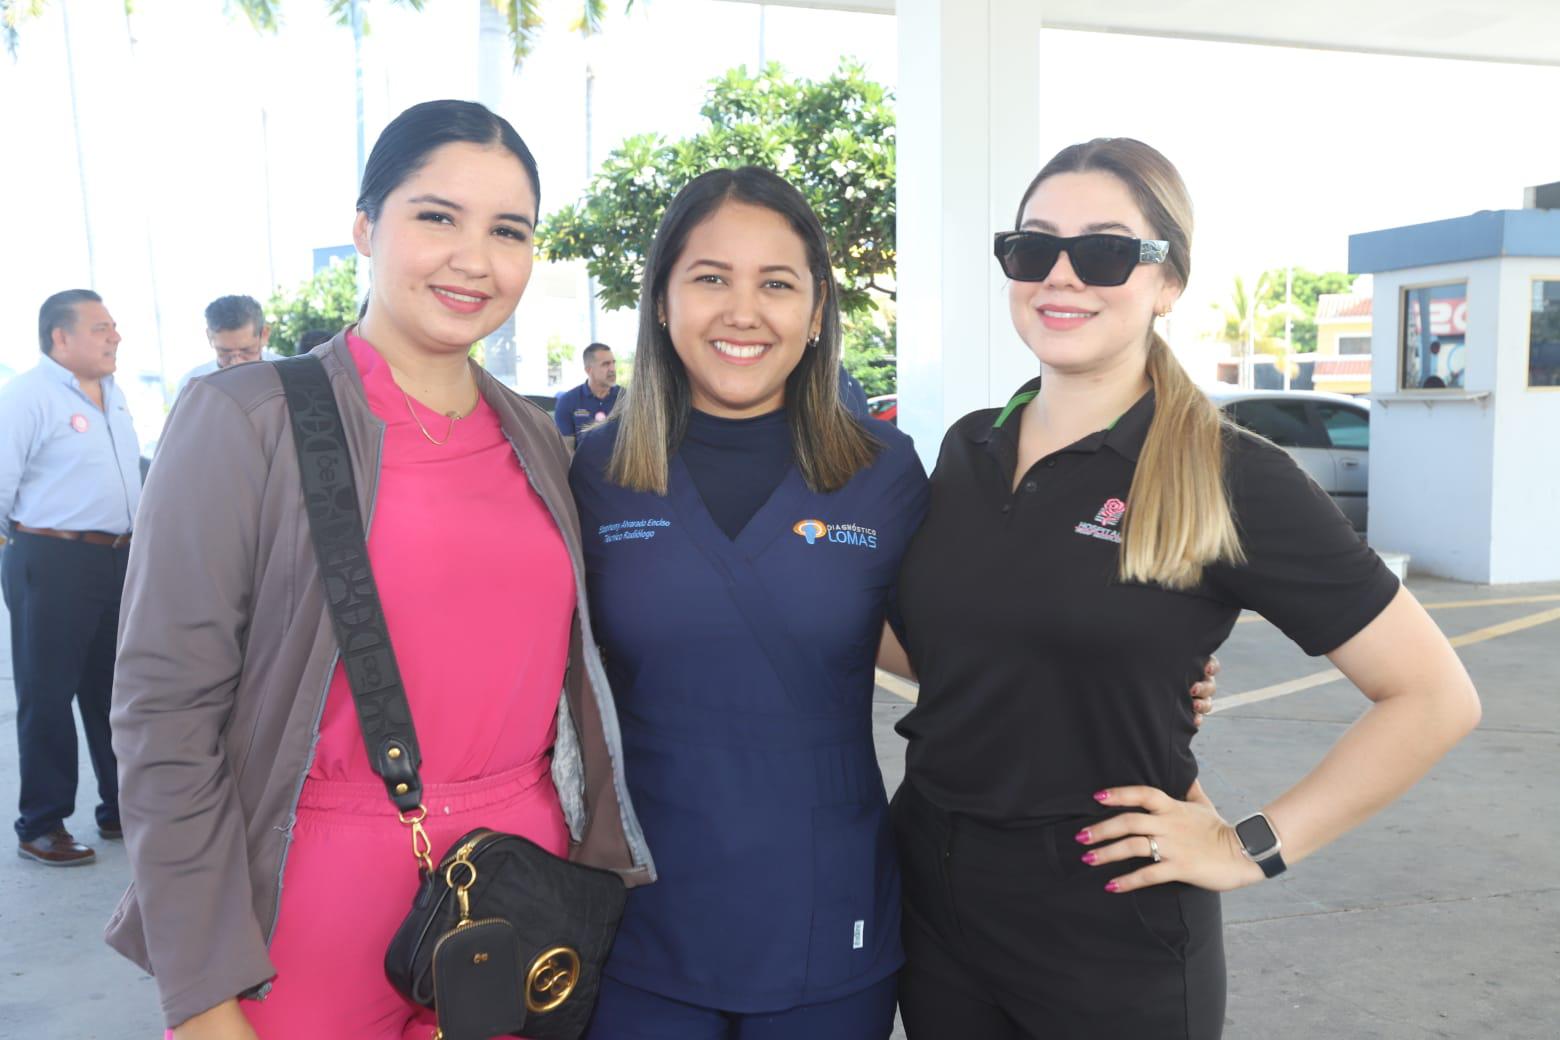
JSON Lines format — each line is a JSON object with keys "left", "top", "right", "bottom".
{"left": 175, "top": 295, "right": 281, "bottom": 397}
{"left": 0, "top": 289, "right": 141, "bottom": 865}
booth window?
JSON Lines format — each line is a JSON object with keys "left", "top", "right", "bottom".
{"left": 1401, "top": 283, "right": 1467, "bottom": 390}
{"left": 1531, "top": 280, "right": 1560, "bottom": 388}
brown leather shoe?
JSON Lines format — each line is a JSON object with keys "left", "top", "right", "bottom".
{"left": 17, "top": 828, "right": 96, "bottom": 866}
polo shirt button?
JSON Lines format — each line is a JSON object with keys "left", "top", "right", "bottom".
{"left": 1000, "top": 504, "right": 1012, "bottom": 514}
{"left": 1023, "top": 481, "right": 1037, "bottom": 493}
{"left": 1044, "top": 459, "right": 1057, "bottom": 468}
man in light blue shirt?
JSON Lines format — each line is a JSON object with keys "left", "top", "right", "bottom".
{"left": 0, "top": 289, "right": 140, "bottom": 866}
{"left": 174, "top": 294, "right": 282, "bottom": 397}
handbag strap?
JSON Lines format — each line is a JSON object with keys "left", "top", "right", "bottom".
{"left": 275, "top": 356, "right": 433, "bottom": 865}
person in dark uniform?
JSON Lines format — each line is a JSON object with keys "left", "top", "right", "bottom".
{"left": 887, "top": 138, "right": 1482, "bottom": 1039}
{"left": 0, "top": 289, "right": 140, "bottom": 866}
{"left": 570, "top": 167, "right": 920, "bottom": 1039}
{"left": 553, "top": 342, "right": 620, "bottom": 439}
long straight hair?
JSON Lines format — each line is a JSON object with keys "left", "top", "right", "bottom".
{"left": 1016, "top": 139, "right": 1244, "bottom": 589}
{"left": 607, "top": 167, "right": 879, "bottom": 495}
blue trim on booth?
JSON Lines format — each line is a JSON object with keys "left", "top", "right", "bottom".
{"left": 1350, "top": 209, "right": 1560, "bottom": 274}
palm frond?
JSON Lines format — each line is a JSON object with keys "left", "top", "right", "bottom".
{"left": 227, "top": 0, "right": 282, "bottom": 32}
{"left": 484, "top": 0, "right": 543, "bottom": 67}
{"left": 1, "top": 0, "right": 48, "bottom": 58}
{"left": 573, "top": 0, "right": 606, "bottom": 35}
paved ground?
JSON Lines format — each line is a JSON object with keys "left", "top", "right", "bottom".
{"left": 1, "top": 574, "right": 1556, "bottom": 1038}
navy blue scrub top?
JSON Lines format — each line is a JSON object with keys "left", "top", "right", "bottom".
{"left": 570, "top": 415, "right": 928, "bottom": 1012}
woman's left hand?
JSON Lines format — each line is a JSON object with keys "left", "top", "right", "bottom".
{"left": 1078, "top": 785, "right": 1265, "bottom": 893}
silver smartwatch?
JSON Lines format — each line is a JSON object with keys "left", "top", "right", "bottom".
{"left": 1234, "top": 811, "right": 1286, "bottom": 878}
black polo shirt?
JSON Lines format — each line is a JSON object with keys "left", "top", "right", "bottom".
{"left": 894, "top": 378, "right": 1400, "bottom": 825}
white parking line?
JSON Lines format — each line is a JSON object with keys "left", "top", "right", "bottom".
{"left": 1215, "top": 606, "right": 1560, "bottom": 712}
{"left": 1237, "top": 592, "right": 1560, "bottom": 623}
{"left": 874, "top": 669, "right": 920, "bottom": 703}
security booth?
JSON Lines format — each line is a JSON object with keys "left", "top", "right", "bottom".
{"left": 1350, "top": 197, "right": 1560, "bottom": 583}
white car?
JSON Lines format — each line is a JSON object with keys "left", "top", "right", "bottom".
{"left": 1208, "top": 388, "right": 1370, "bottom": 532}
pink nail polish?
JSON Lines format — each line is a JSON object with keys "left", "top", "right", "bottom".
{"left": 1105, "top": 880, "right": 1120, "bottom": 893}
{"left": 1081, "top": 851, "right": 1098, "bottom": 865}
{"left": 1074, "top": 829, "right": 1092, "bottom": 844}
{"left": 1093, "top": 790, "right": 1111, "bottom": 803}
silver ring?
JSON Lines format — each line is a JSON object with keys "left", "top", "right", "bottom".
{"left": 1148, "top": 837, "right": 1162, "bottom": 863}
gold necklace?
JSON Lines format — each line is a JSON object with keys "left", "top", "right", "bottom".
{"left": 402, "top": 388, "right": 472, "bottom": 446}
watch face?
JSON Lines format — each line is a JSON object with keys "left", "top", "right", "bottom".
{"left": 1237, "top": 814, "right": 1279, "bottom": 856}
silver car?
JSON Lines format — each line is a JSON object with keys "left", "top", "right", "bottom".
{"left": 1208, "top": 389, "right": 1370, "bottom": 532}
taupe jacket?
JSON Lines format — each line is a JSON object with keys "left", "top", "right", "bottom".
{"left": 105, "top": 335, "right": 654, "bottom": 1028}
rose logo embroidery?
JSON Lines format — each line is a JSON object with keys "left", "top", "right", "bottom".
{"left": 70, "top": 414, "right": 90, "bottom": 433}
{"left": 1096, "top": 498, "right": 1126, "bottom": 527}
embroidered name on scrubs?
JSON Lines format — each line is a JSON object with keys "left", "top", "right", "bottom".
{"left": 598, "top": 518, "right": 672, "bottom": 544}
{"left": 1074, "top": 496, "right": 1127, "bottom": 544}
{"left": 791, "top": 519, "right": 879, "bottom": 549}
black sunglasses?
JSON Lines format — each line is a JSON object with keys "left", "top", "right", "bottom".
{"left": 993, "top": 230, "right": 1169, "bottom": 287}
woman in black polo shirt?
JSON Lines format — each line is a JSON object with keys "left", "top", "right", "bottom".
{"left": 888, "top": 138, "right": 1482, "bottom": 1039}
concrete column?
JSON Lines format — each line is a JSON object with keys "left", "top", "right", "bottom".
{"left": 896, "top": 0, "right": 1043, "bottom": 465}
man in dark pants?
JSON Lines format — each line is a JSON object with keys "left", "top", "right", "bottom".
{"left": 0, "top": 289, "right": 140, "bottom": 866}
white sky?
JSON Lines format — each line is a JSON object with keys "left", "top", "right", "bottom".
{"left": 2, "top": 0, "right": 1557, "bottom": 445}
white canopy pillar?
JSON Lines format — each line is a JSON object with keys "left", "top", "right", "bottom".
{"left": 896, "top": 0, "right": 1043, "bottom": 464}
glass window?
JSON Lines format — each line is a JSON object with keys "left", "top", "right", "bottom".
{"left": 1401, "top": 283, "right": 1467, "bottom": 390}
{"left": 1316, "top": 404, "right": 1368, "bottom": 450}
{"left": 1337, "top": 335, "right": 1371, "bottom": 356}
{"left": 1530, "top": 280, "right": 1560, "bottom": 388}
{"left": 1226, "top": 400, "right": 1326, "bottom": 449}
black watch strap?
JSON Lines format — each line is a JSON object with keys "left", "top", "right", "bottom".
{"left": 275, "top": 355, "right": 424, "bottom": 813}
{"left": 1257, "top": 850, "right": 1287, "bottom": 878}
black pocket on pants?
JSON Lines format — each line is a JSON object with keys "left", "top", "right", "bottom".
{"left": 1130, "top": 882, "right": 1192, "bottom": 960}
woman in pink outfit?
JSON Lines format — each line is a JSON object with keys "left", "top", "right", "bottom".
{"left": 107, "top": 101, "right": 653, "bottom": 1040}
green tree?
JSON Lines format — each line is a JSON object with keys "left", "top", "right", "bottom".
{"left": 538, "top": 60, "right": 896, "bottom": 320}
{"left": 1212, "top": 272, "right": 1302, "bottom": 377}
{"left": 265, "top": 256, "right": 361, "bottom": 356}
{"left": 842, "top": 313, "right": 896, "bottom": 398}
{"left": 3, "top": 0, "right": 637, "bottom": 65}
{"left": 545, "top": 333, "right": 583, "bottom": 386}
{"left": 1, "top": 1, "right": 43, "bottom": 57}
{"left": 1254, "top": 268, "right": 1355, "bottom": 353}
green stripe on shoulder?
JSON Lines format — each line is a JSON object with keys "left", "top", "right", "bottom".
{"left": 992, "top": 389, "right": 1038, "bottom": 429}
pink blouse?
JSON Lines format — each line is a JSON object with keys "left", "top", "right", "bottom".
{"left": 308, "top": 332, "right": 577, "bottom": 783}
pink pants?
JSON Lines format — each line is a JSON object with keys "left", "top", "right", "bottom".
{"left": 166, "top": 756, "right": 568, "bottom": 1039}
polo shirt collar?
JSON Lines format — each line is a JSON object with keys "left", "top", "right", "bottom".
{"left": 974, "top": 375, "right": 1155, "bottom": 463}
{"left": 40, "top": 353, "right": 78, "bottom": 387}
{"left": 39, "top": 353, "right": 114, "bottom": 395}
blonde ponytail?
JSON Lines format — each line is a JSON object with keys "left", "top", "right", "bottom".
{"left": 1118, "top": 334, "right": 1244, "bottom": 589}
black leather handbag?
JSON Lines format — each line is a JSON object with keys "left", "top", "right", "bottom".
{"left": 276, "top": 355, "right": 627, "bottom": 1040}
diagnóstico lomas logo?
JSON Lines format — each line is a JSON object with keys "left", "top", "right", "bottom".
{"left": 792, "top": 519, "right": 878, "bottom": 550}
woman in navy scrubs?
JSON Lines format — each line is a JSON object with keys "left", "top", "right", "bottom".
{"left": 571, "top": 167, "right": 924, "bottom": 1038}
{"left": 889, "top": 138, "right": 1483, "bottom": 1038}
